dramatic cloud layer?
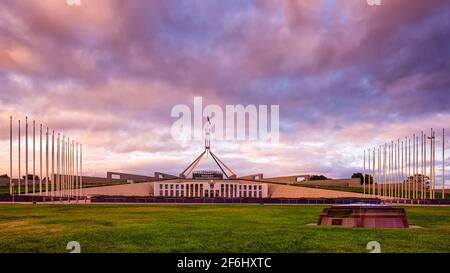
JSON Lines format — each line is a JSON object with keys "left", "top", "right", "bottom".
{"left": 0, "top": 0, "right": 449, "bottom": 183}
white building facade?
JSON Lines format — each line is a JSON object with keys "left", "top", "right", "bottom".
{"left": 153, "top": 179, "right": 269, "bottom": 198}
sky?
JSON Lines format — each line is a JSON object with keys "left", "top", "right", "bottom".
{"left": 0, "top": 0, "right": 449, "bottom": 185}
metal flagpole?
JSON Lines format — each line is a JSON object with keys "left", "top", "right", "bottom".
{"left": 52, "top": 130, "right": 55, "bottom": 197}
{"left": 416, "top": 134, "right": 419, "bottom": 199}
{"left": 421, "top": 131, "right": 424, "bottom": 199}
{"left": 39, "top": 124, "right": 42, "bottom": 195}
{"left": 408, "top": 137, "right": 410, "bottom": 199}
{"left": 18, "top": 119, "right": 21, "bottom": 195}
{"left": 374, "top": 147, "right": 377, "bottom": 197}
{"left": 429, "top": 129, "right": 433, "bottom": 199}
{"left": 57, "top": 133, "right": 60, "bottom": 198}
{"left": 46, "top": 127, "right": 49, "bottom": 195}
{"left": 71, "top": 141, "right": 73, "bottom": 198}
{"left": 424, "top": 134, "right": 427, "bottom": 199}
{"left": 25, "top": 117, "right": 28, "bottom": 194}
{"left": 9, "top": 117, "right": 12, "bottom": 196}
{"left": 394, "top": 142, "right": 397, "bottom": 199}
{"left": 80, "top": 144, "right": 83, "bottom": 197}
{"left": 76, "top": 142, "right": 78, "bottom": 199}
{"left": 378, "top": 146, "right": 381, "bottom": 196}
{"left": 373, "top": 148, "right": 376, "bottom": 197}
{"left": 383, "top": 144, "right": 387, "bottom": 198}
{"left": 368, "top": 149, "right": 371, "bottom": 196}
{"left": 71, "top": 140, "right": 76, "bottom": 196}
{"left": 413, "top": 134, "right": 416, "bottom": 199}
{"left": 64, "top": 138, "right": 70, "bottom": 197}
{"left": 68, "top": 139, "right": 70, "bottom": 198}
{"left": 386, "top": 142, "right": 392, "bottom": 197}
{"left": 33, "top": 120, "right": 35, "bottom": 195}
{"left": 363, "top": 150, "right": 366, "bottom": 195}
{"left": 417, "top": 134, "right": 420, "bottom": 199}
{"left": 62, "top": 137, "right": 65, "bottom": 198}
{"left": 401, "top": 140, "right": 404, "bottom": 199}
{"left": 433, "top": 129, "right": 436, "bottom": 199}
{"left": 443, "top": 128, "right": 445, "bottom": 199}
{"left": 397, "top": 139, "right": 400, "bottom": 198}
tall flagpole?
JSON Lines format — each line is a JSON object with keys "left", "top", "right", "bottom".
{"left": 18, "top": 119, "right": 21, "bottom": 195}
{"left": 401, "top": 140, "right": 404, "bottom": 199}
{"left": 443, "top": 128, "right": 445, "bottom": 199}
{"left": 76, "top": 142, "right": 78, "bottom": 198}
{"left": 9, "top": 116, "right": 13, "bottom": 196}
{"left": 421, "top": 131, "right": 424, "bottom": 199}
{"left": 372, "top": 148, "right": 376, "bottom": 197}
{"left": 394, "top": 142, "right": 397, "bottom": 198}
{"left": 368, "top": 149, "right": 371, "bottom": 196}
{"left": 433, "top": 129, "right": 436, "bottom": 199}
{"left": 408, "top": 137, "right": 410, "bottom": 199}
{"left": 416, "top": 135, "right": 419, "bottom": 199}
{"left": 39, "top": 124, "right": 42, "bottom": 195}
{"left": 33, "top": 120, "right": 35, "bottom": 195}
{"left": 61, "top": 135, "right": 66, "bottom": 197}
{"left": 56, "top": 133, "right": 59, "bottom": 198}
{"left": 46, "top": 127, "right": 49, "bottom": 195}
{"left": 424, "top": 134, "right": 427, "bottom": 199}
{"left": 386, "top": 142, "right": 392, "bottom": 197}
{"left": 413, "top": 134, "right": 416, "bottom": 199}
{"left": 9, "top": 117, "right": 12, "bottom": 196}
{"left": 80, "top": 144, "right": 83, "bottom": 196}
{"left": 25, "top": 117, "right": 28, "bottom": 194}
{"left": 363, "top": 150, "right": 366, "bottom": 195}
{"left": 378, "top": 146, "right": 381, "bottom": 196}
{"left": 52, "top": 130, "right": 55, "bottom": 197}
{"left": 383, "top": 144, "right": 387, "bottom": 198}
{"left": 397, "top": 139, "right": 400, "bottom": 198}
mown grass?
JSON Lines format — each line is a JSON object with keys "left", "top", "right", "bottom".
{"left": 0, "top": 204, "right": 448, "bottom": 253}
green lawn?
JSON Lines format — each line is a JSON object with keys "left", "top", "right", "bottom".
{"left": 0, "top": 204, "right": 449, "bottom": 253}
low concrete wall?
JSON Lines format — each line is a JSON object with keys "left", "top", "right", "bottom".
{"left": 262, "top": 175, "right": 311, "bottom": 183}
{"left": 300, "top": 178, "right": 362, "bottom": 187}
{"left": 261, "top": 176, "right": 361, "bottom": 187}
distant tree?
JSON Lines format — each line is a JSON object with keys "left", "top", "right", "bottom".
{"left": 0, "top": 174, "right": 9, "bottom": 178}
{"left": 22, "top": 174, "right": 40, "bottom": 180}
{"left": 352, "top": 173, "right": 373, "bottom": 185}
{"left": 310, "top": 175, "right": 329, "bottom": 181}
{"left": 404, "top": 174, "right": 430, "bottom": 189}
